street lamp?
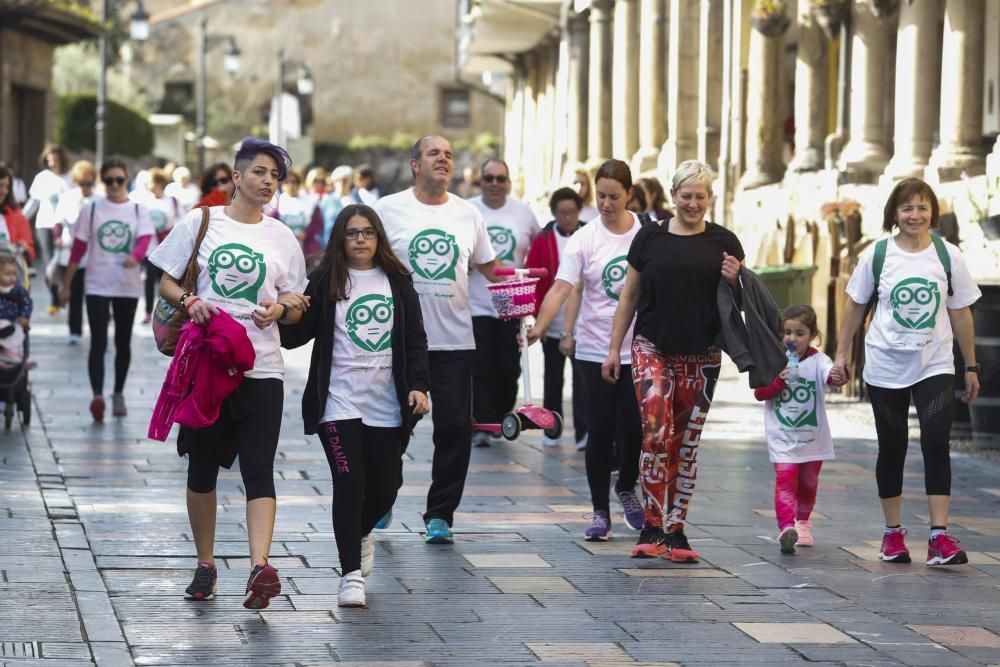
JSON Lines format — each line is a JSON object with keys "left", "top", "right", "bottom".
{"left": 96, "top": 0, "right": 150, "bottom": 166}
{"left": 273, "top": 49, "right": 314, "bottom": 148}
{"left": 195, "top": 17, "right": 241, "bottom": 174}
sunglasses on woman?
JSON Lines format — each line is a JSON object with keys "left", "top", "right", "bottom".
{"left": 103, "top": 176, "right": 126, "bottom": 186}
{"left": 211, "top": 176, "right": 231, "bottom": 187}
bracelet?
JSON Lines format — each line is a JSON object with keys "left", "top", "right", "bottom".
{"left": 559, "top": 331, "right": 574, "bottom": 340}
{"left": 183, "top": 296, "right": 202, "bottom": 311}
{"left": 278, "top": 304, "right": 290, "bottom": 322}
{"left": 178, "top": 291, "right": 193, "bottom": 307}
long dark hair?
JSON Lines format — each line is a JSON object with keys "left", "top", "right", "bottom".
{"left": 200, "top": 162, "right": 232, "bottom": 194}
{"left": 315, "top": 204, "right": 410, "bottom": 301}
{"left": 0, "top": 164, "right": 19, "bottom": 210}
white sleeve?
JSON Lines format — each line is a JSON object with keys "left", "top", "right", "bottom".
{"left": 148, "top": 211, "right": 198, "bottom": 278}
{"left": 72, "top": 202, "right": 95, "bottom": 243}
{"left": 844, "top": 246, "right": 875, "bottom": 306}
{"left": 470, "top": 210, "right": 497, "bottom": 265}
{"left": 278, "top": 238, "right": 308, "bottom": 293}
{"left": 815, "top": 352, "right": 835, "bottom": 385}
{"left": 946, "top": 247, "right": 982, "bottom": 310}
{"left": 555, "top": 232, "right": 584, "bottom": 287}
{"left": 136, "top": 204, "right": 155, "bottom": 239}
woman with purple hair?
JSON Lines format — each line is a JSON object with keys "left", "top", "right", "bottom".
{"left": 149, "top": 137, "right": 310, "bottom": 609}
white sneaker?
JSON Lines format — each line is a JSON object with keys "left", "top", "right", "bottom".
{"left": 338, "top": 570, "right": 366, "bottom": 608}
{"left": 360, "top": 532, "right": 375, "bottom": 577}
{"left": 575, "top": 434, "right": 588, "bottom": 451}
{"left": 542, "top": 436, "right": 560, "bottom": 448}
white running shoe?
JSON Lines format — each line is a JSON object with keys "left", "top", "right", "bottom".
{"left": 575, "top": 434, "right": 589, "bottom": 451}
{"left": 338, "top": 570, "right": 366, "bottom": 608}
{"left": 542, "top": 436, "right": 560, "bottom": 448}
{"left": 360, "top": 532, "right": 375, "bottom": 577}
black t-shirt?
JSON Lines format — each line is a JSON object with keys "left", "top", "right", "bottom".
{"left": 627, "top": 221, "right": 745, "bottom": 354}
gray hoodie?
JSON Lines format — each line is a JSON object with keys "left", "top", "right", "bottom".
{"left": 715, "top": 267, "right": 786, "bottom": 388}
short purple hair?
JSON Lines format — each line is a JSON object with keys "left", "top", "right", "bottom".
{"left": 233, "top": 137, "right": 292, "bottom": 182}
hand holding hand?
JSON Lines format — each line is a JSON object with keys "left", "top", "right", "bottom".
{"left": 409, "top": 390, "right": 430, "bottom": 415}
{"left": 251, "top": 300, "right": 284, "bottom": 329}
{"left": 277, "top": 291, "right": 310, "bottom": 312}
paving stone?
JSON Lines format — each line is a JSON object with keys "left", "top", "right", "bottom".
{"left": 906, "top": 625, "right": 1000, "bottom": 648}
{"left": 733, "top": 622, "right": 858, "bottom": 644}
{"left": 487, "top": 576, "right": 578, "bottom": 593}
{"left": 463, "top": 553, "right": 551, "bottom": 568}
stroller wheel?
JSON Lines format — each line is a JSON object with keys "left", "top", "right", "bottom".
{"left": 501, "top": 412, "right": 521, "bottom": 440}
{"left": 18, "top": 389, "right": 30, "bottom": 426}
{"left": 543, "top": 411, "right": 564, "bottom": 440}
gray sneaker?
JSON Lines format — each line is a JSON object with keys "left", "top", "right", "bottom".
{"left": 111, "top": 393, "right": 127, "bottom": 417}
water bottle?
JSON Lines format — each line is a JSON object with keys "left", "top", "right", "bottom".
{"left": 785, "top": 341, "right": 800, "bottom": 383}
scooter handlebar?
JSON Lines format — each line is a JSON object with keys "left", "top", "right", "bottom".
{"left": 495, "top": 267, "right": 549, "bottom": 279}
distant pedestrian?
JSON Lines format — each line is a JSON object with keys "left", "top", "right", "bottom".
{"left": 313, "top": 165, "right": 354, "bottom": 252}
{"left": 195, "top": 163, "right": 234, "bottom": 208}
{"left": 164, "top": 166, "right": 201, "bottom": 212}
{"left": 280, "top": 204, "right": 430, "bottom": 608}
{"left": 25, "top": 144, "right": 72, "bottom": 297}
{"left": 52, "top": 160, "right": 99, "bottom": 343}
{"left": 59, "top": 158, "right": 154, "bottom": 421}
{"left": 833, "top": 177, "right": 981, "bottom": 567}
{"left": 130, "top": 168, "right": 180, "bottom": 323}
{"left": 273, "top": 166, "right": 311, "bottom": 243}
{"left": 0, "top": 164, "right": 37, "bottom": 263}
{"left": 754, "top": 305, "right": 844, "bottom": 554}
{"left": 149, "top": 137, "right": 308, "bottom": 608}
{"left": 350, "top": 164, "right": 380, "bottom": 205}
{"left": 569, "top": 164, "right": 599, "bottom": 223}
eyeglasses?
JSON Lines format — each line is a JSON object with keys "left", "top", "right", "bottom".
{"left": 103, "top": 176, "right": 126, "bottom": 186}
{"left": 345, "top": 228, "right": 378, "bottom": 240}
{"left": 482, "top": 174, "right": 509, "bottom": 184}
{"left": 212, "top": 175, "right": 231, "bottom": 187}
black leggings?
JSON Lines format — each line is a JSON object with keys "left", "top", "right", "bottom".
{"left": 867, "top": 373, "right": 954, "bottom": 498}
{"left": 319, "top": 419, "right": 402, "bottom": 574}
{"left": 184, "top": 378, "right": 283, "bottom": 500}
{"left": 68, "top": 268, "right": 85, "bottom": 336}
{"left": 144, "top": 259, "right": 162, "bottom": 315}
{"left": 542, "top": 337, "right": 589, "bottom": 442}
{"left": 576, "top": 359, "right": 642, "bottom": 513}
{"left": 85, "top": 295, "right": 137, "bottom": 396}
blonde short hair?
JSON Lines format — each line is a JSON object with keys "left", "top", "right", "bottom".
{"left": 671, "top": 160, "right": 715, "bottom": 193}
{"left": 70, "top": 160, "right": 96, "bottom": 185}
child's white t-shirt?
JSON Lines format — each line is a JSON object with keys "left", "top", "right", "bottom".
{"left": 845, "top": 236, "right": 981, "bottom": 388}
{"left": 555, "top": 213, "right": 640, "bottom": 364}
{"left": 55, "top": 189, "right": 99, "bottom": 267}
{"left": 323, "top": 267, "right": 401, "bottom": 427}
{"left": 73, "top": 198, "right": 154, "bottom": 298}
{"left": 29, "top": 169, "right": 72, "bottom": 230}
{"left": 375, "top": 188, "right": 495, "bottom": 351}
{"left": 148, "top": 206, "right": 308, "bottom": 379}
{"left": 764, "top": 350, "right": 836, "bottom": 463}
{"left": 466, "top": 196, "right": 540, "bottom": 317}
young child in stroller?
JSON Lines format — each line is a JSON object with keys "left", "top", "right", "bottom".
{"left": 0, "top": 253, "right": 32, "bottom": 390}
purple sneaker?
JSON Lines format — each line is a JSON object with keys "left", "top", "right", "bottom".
{"left": 616, "top": 488, "right": 644, "bottom": 531}
{"left": 585, "top": 510, "right": 611, "bottom": 541}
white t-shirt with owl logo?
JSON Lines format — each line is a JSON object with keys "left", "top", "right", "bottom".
{"left": 846, "top": 236, "right": 981, "bottom": 388}
{"left": 467, "top": 196, "right": 540, "bottom": 317}
{"left": 149, "top": 206, "right": 307, "bottom": 380}
{"left": 764, "top": 351, "right": 836, "bottom": 463}
{"left": 323, "top": 267, "right": 401, "bottom": 427}
{"left": 72, "top": 198, "right": 154, "bottom": 298}
{"left": 376, "top": 188, "right": 495, "bottom": 351}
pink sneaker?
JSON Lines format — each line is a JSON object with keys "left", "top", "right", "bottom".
{"left": 794, "top": 520, "right": 813, "bottom": 546}
{"left": 879, "top": 528, "right": 911, "bottom": 563}
{"left": 926, "top": 533, "right": 968, "bottom": 566}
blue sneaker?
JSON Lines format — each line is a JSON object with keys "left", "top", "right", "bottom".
{"left": 424, "top": 518, "right": 454, "bottom": 544}
{"left": 584, "top": 510, "right": 611, "bottom": 541}
{"left": 616, "top": 488, "right": 645, "bottom": 531}
{"left": 375, "top": 508, "right": 393, "bottom": 530}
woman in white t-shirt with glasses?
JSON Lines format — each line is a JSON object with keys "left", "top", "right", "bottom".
{"left": 834, "top": 177, "right": 981, "bottom": 567}
{"left": 527, "top": 159, "right": 644, "bottom": 543}
{"left": 149, "top": 137, "right": 309, "bottom": 610}
{"left": 60, "top": 158, "right": 154, "bottom": 421}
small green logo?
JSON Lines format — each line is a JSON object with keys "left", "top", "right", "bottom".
{"left": 207, "top": 243, "right": 267, "bottom": 302}
{"left": 890, "top": 277, "right": 940, "bottom": 330}
{"left": 774, "top": 379, "right": 818, "bottom": 428}
{"left": 149, "top": 209, "right": 169, "bottom": 232}
{"left": 96, "top": 220, "right": 132, "bottom": 254}
{"left": 408, "top": 229, "right": 459, "bottom": 281}
{"left": 601, "top": 255, "right": 628, "bottom": 301}
{"left": 346, "top": 294, "right": 394, "bottom": 352}
{"left": 488, "top": 225, "right": 515, "bottom": 262}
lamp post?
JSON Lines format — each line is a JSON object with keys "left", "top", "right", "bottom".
{"left": 273, "top": 49, "right": 313, "bottom": 148}
{"left": 195, "top": 17, "right": 241, "bottom": 174}
{"left": 96, "top": 0, "right": 150, "bottom": 166}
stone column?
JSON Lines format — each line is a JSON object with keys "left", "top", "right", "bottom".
{"left": 697, "top": 0, "right": 724, "bottom": 164}
{"left": 883, "top": 0, "right": 942, "bottom": 180}
{"left": 928, "top": 0, "right": 986, "bottom": 180}
{"left": 787, "top": 0, "right": 828, "bottom": 172}
{"left": 739, "top": 14, "right": 787, "bottom": 188}
{"left": 612, "top": 0, "right": 640, "bottom": 161}
{"left": 505, "top": 64, "right": 527, "bottom": 196}
{"left": 659, "top": 0, "right": 700, "bottom": 176}
{"left": 567, "top": 14, "right": 590, "bottom": 165}
{"left": 837, "top": 1, "right": 891, "bottom": 179}
{"left": 588, "top": 0, "right": 614, "bottom": 167}
{"left": 631, "top": 0, "right": 665, "bottom": 173}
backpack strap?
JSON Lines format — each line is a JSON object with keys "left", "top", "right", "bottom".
{"left": 869, "top": 237, "right": 888, "bottom": 311}
{"left": 930, "top": 233, "right": 953, "bottom": 296}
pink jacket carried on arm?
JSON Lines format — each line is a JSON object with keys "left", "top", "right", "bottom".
{"left": 148, "top": 309, "right": 256, "bottom": 441}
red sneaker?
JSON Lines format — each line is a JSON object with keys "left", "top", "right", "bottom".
{"left": 89, "top": 396, "right": 105, "bottom": 423}
{"left": 664, "top": 529, "right": 699, "bottom": 563}
{"left": 243, "top": 563, "right": 281, "bottom": 609}
{"left": 927, "top": 533, "right": 968, "bottom": 566}
{"left": 631, "top": 526, "right": 667, "bottom": 558}
{"left": 879, "top": 528, "right": 911, "bottom": 563}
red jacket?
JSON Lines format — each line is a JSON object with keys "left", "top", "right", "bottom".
{"left": 524, "top": 220, "right": 584, "bottom": 316}
{"left": 0, "top": 205, "right": 36, "bottom": 262}
{"left": 148, "top": 310, "right": 255, "bottom": 442}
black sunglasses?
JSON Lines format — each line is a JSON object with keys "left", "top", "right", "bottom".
{"left": 482, "top": 174, "right": 509, "bottom": 184}
{"left": 211, "top": 175, "right": 231, "bottom": 187}
{"left": 103, "top": 176, "right": 126, "bottom": 186}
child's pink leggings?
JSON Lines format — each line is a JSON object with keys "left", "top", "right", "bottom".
{"left": 774, "top": 461, "right": 823, "bottom": 529}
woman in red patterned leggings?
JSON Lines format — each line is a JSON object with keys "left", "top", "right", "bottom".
{"left": 603, "top": 160, "right": 744, "bottom": 563}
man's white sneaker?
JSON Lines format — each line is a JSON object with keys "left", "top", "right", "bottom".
{"left": 575, "top": 434, "right": 588, "bottom": 451}
{"left": 542, "top": 436, "right": 560, "bottom": 448}
{"left": 360, "top": 533, "right": 375, "bottom": 577}
{"left": 338, "top": 570, "right": 366, "bottom": 608}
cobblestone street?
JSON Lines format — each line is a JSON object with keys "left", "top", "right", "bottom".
{"left": 2, "top": 304, "right": 1000, "bottom": 667}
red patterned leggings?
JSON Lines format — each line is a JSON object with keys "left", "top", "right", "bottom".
{"left": 630, "top": 336, "right": 721, "bottom": 532}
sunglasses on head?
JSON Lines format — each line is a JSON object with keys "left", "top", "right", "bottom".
{"left": 212, "top": 175, "right": 231, "bottom": 187}
{"left": 482, "top": 174, "right": 509, "bottom": 184}
{"left": 103, "top": 176, "right": 126, "bottom": 186}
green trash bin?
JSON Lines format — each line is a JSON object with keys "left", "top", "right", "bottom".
{"left": 753, "top": 265, "right": 817, "bottom": 312}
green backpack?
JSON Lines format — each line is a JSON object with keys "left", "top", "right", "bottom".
{"left": 869, "top": 233, "right": 953, "bottom": 312}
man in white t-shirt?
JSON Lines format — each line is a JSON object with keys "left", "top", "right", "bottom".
{"left": 374, "top": 136, "right": 500, "bottom": 545}
{"left": 467, "top": 159, "right": 539, "bottom": 446}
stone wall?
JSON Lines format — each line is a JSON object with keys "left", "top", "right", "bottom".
{"left": 0, "top": 29, "right": 57, "bottom": 182}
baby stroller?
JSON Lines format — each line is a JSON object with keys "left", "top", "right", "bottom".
{"left": 0, "top": 244, "right": 32, "bottom": 429}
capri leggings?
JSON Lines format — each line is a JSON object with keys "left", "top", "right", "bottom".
{"left": 866, "top": 373, "right": 954, "bottom": 498}
{"left": 184, "top": 378, "right": 283, "bottom": 501}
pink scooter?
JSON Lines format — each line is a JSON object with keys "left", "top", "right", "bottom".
{"left": 474, "top": 267, "right": 563, "bottom": 441}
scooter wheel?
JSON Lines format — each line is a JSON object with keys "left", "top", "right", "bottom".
{"left": 501, "top": 412, "right": 521, "bottom": 440}
{"left": 543, "top": 411, "right": 563, "bottom": 439}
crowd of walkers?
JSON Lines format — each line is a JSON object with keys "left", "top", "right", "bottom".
{"left": 0, "top": 133, "right": 982, "bottom": 609}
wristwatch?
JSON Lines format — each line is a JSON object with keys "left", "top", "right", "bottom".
{"left": 966, "top": 364, "right": 980, "bottom": 375}
{"left": 559, "top": 331, "right": 574, "bottom": 340}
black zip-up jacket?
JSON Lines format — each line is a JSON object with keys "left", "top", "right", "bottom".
{"left": 279, "top": 268, "right": 431, "bottom": 445}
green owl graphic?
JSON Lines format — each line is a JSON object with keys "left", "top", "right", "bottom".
{"left": 207, "top": 243, "right": 267, "bottom": 302}
{"left": 149, "top": 209, "right": 169, "bottom": 232}
{"left": 487, "top": 225, "right": 516, "bottom": 262}
{"left": 408, "top": 229, "right": 459, "bottom": 280}
{"left": 889, "top": 277, "right": 940, "bottom": 330}
{"left": 96, "top": 220, "right": 133, "bottom": 254}
{"left": 346, "top": 294, "right": 394, "bottom": 352}
{"left": 774, "top": 379, "right": 818, "bottom": 428}
{"left": 601, "top": 255, "right": 629, "bottom": 301}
